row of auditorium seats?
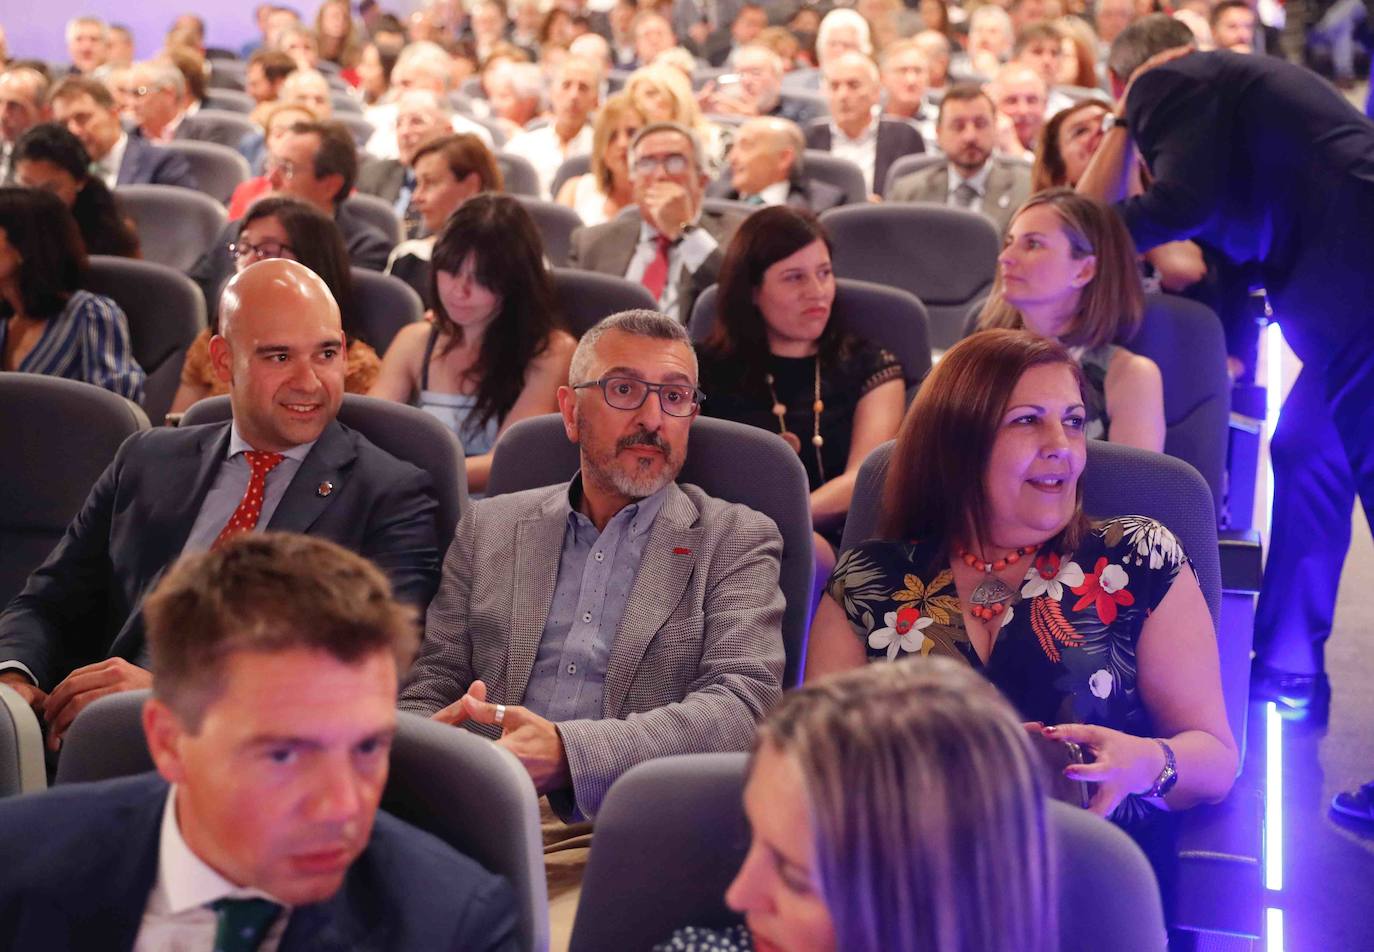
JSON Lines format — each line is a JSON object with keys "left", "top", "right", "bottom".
{"left": 0, "top": 378, "right": 1263, "bottom": 947}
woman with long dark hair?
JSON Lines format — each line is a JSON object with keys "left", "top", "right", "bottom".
{"left": 12, "top": 123, "right": 139, "bottom": 259}
{"left": 697, "top": 206, "right": 904, "bottom": 571}
{"left": 0, "top": 187, "right": 144, "bottom": 401}
{"left": 370, "top": 194, "right": 575, "bottom": 494}
{"left": 171, "top": 195, "right": 380, "bottom": 413}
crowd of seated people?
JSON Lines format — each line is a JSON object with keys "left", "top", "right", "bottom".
{"left": 3, "top": 0, "right": 1374, "bottom": 946}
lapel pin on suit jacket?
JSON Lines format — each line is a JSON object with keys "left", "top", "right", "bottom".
{"left": 317, "top": 481, "right": 334, "bottom": 497}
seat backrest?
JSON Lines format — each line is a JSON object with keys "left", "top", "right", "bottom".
{"left": 0, "top": 684, "right": 46, "bottom": 798}
{"left": 337, "top": 113, "right": 375, "bottom": 147}
{"left": 164, "top": 131, "right": 253, "bottom": 204}
{"left": 702, "top": 196, "right": 756, "bottom": 220}
{"left": 688, "top": 278, "right": 933, "bottom": 398}
{"left": 819, "top": 204, "right": 1001, "bottom": 350}
{"left": 549, "top": 268, "right": 657, "bottom": 337}
{"left": 549, "top": 154, "right": 592, "bottom": 201}
{"left": 515, "top": 196, "right": 584, "bottom": 267}
{"left": 342, "top": 192, "right": 403, "bottom": 246}
{"left": 0, "top": 373, "right": 149, "bottom": 606}
{"left": 498, "top": 151, "right": 541, "bottom": 197}
{"left": 349, "top": 267, "right": 423, "bottom": 355}
{"left": 780, "top": 89, "right": 828, "bottom": 118}
{"left": 115, "top": 184, "right": 228, "bottom": 272}
{"left": 882, "top": 151, "right": 946, "bottom": 198}
{"left": 56, "top": 693, "right": 551, "bottom": 952}
{"left": 85, "top": 255, "right": 208, "bottom": 424}
{"left": 180, "top": 394, "right": 468, "bottom": 545}
{"left": 330, "top": 91, "right": 363, "bottom": 114}
{"left": 1127, "top": 294, "right": 1230, "bottom": 520}
{"left": 488, "top": 414, "right": 815, "bottom": 686}
{"left": 800, "top": 150, "right": 866, "bottom": 204}
{"left": 203, "top": 88, "right": 253, "bottom": 113}
{"left": 571, "top": 753, "right": 1167, "bottom": 952}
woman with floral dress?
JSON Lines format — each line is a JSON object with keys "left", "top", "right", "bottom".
{"left": 805, "top": 328, "right": 1237, "bottom": 901}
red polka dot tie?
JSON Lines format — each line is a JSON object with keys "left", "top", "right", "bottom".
{"left": 213, "top": 450, "right": 286, "bottom": 549}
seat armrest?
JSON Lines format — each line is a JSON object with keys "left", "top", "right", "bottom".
{"left": 1172, "top": 785, "right": 1265, "bottom": 939}
{"left": 1219, "top": 530, "right": 1263, "bottom": 594}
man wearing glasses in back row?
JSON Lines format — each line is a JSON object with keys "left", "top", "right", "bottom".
{"left": 399, "top": 310, "right": 786, "bottom": 825}
{"left": 569, "top": 122, "right": 747, "bottom": 324}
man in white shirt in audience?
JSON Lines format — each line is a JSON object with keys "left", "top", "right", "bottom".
{"left": 879, "top": 38, "right": 938, "bottom": 144}
{"left": 569, "top": 122, "right": 746, "bottom": 323}
{"left": 989, "top": 60, "right": 1048, "bottom": 160}
{"left": 399, "top": 309, "right": 785, "bottom": 823}
{"left": 48, "top": 75, "right": 197, "bottom": 189}
{"left": 504, "top": 55, "right": 602, "bottom": 199}
{"left": 364, "top": 41, "right": 492, "bottom": 160}
{"left": 804, "top": 50, "right": 925, "bottom": 199}
{"left": 708, "top": 116, "right": 847, "bottom": 210}
{"left": 888, "top": 82, "right": 1031, "bottom": 233}
{"left": 0, "top": 532, "right": 514, "bottom": 951}
{"left": 0, "top": 66, "right": 48, "bottom": 182}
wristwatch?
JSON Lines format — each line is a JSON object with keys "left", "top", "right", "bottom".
{"left": 1100, "top": 112, "right": 1124, "bottom": 134}
{"left": 1146, "top": 739, "right": 1178, "bottom": 798}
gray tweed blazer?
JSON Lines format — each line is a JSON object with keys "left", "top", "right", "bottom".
{"left": 399, "top": 480, "right": 785, "bottom": 819}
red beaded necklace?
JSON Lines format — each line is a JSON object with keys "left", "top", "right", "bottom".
{"left": 955, "top": 545, "right": 1036, "bottom": 621}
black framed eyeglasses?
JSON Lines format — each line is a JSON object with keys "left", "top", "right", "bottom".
{"left": 573, "top": 375, "right": 704, "bottom": 417}
{"left": 228, "top": 239, "right": 297, "bottom": 261}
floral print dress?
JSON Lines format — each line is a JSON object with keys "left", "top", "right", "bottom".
{"left": 828, "top": 515, "right": 1192, "bottom": 872}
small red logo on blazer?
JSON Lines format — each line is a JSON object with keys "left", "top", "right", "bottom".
{"left": 673, "top": 547, "right": 692, "bottom": 555}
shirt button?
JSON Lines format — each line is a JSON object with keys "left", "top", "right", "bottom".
{"left": 582, "top": 612, "right": 592, "bottom": 623}
{"left": 594, "top": 551, "right": 604, "bottom": 562}
{"left": 567, "top": 663, "right": 577, "bottom": 674}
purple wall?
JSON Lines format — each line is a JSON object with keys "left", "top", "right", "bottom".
{"left": 4, "top": 1, "right": 262, "bottom": 63}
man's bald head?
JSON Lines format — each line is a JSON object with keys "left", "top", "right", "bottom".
{"left": 213, "top": 260, "right": 345, "bottom": 453}
{"left": 730, "top": 116, "right": 803, "bottom": 196}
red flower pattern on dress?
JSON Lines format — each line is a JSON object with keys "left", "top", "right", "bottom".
{"left": 1070, "top": 557, "right": 1134, "bottom": 624}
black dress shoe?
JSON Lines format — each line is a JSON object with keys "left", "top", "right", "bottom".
{"left": 1250, "top": 663, "right": 1331, "bottom": 726}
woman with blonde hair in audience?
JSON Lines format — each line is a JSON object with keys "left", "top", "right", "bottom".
{"left": 370, "top": 194, "right": 574, "bottom": 494}
{"left": 657, "top": 656, "right": 1058, "bottom": 952}
{"left": 556, "top": 92, "right": 647, "bottom": 226}
{"left": 624, "top": 64, "right": 724, "bottom": 168}
{"left": 809, "top": 328, "right": 1237, "bottom": 896}
{"left": 386, "top": 133, "right": 504, "bottom": 307}
{"left": 12, "top": 123, "right": 140, "bottom": 259}
{"left": 697, "top": 207, "right": 905, "bottom": 576}
{"left": 171, "top": 196, "right": 380, "bottom": 414}
{"left": 0, "top": 188, "right": 144, "bottom": 402}
{"left": 978, "top": 188, "right": 1164, "bottom": 451}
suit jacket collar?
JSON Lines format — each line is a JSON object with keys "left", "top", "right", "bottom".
{"left": 982, "top": 159, "right": 1022, "bottom": 216}
{"left": 504, "top": 481, "right": 702, "bottom": 714}
{"left": 265, "top": 420, "right": 357, "bottom": 535}
{"left": 70, "top": 774, "right": 168, "bottom": 951}
{"left": 144, "top": 422, "right": 236, "bottom": 575}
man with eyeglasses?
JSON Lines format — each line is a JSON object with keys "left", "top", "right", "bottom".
{"left": 47, "top": 75, "right": 197, "bottom": 190}
{"left": 188, "top": 119, "right": 392, "bottom": 315}
{"left": 401, "top": 309, "right": 785, "bottom": 827}
{"left": 569, "top": 121, "right": 746, "bottom": 323}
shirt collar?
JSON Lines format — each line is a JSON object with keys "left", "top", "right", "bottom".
{"left": 831, "top": 112, "right": 879, "bottom": 146}
{"left": 98, "top": 131, "right": 129, "bottom": 179}
{"left": 564, "top": 473, "right": 671, "bottom": 540}
{"left": 155, "top": 785, "right": 288, "bottom": 915}
{"left": 755, "top": 180, "right": 791, "bottom": 206}
{"left": 227, "top": 422, "right": 316, "bottom": 463}
{"left": 948, "top": 158, "right": 993, "bottom": 198}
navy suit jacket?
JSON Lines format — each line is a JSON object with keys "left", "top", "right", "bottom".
{"left": 1120, "top": 50, "right": 1374, "bottom": 363}
{"left": 115, "top": 134, "right": 199, "bottom": 190}
{"left": 0, "top": 773, "right": 519, "bottom": 952}
{"left": 803, "top": 118, "right": 925, "bottom": 196}
{"left": 0, "top": 420, "right": 441, "bottom": 690}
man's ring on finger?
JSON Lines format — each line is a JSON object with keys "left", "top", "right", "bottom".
{"left": 494, "top": 703, "right": 507, "bottom": 726}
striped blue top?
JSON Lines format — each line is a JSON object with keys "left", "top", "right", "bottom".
{"left": 0, "top": 290, "right": 145, "bottom": 403}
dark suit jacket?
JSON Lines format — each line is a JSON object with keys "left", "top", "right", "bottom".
{"left": 188, "top": 203, "right": 393, "bottom": 317}
{"left": 357, "top": 158, "right": 409, "bottom": 205}
{"left": 1120, "top": 49, "right": 1374, "bottom": 363}
{"left": 115, "top": 134, "right": 198, "bottom": 190}
{"left": 887, "top": 157, "right": 1031, "bottom": 234}
{"left": 0, "top": 421, "right": 441, "bottom": 690}
{"left": 706, "top": 175, "right": 847, "bottom": 213}
{"left": 0, "top": 773, "right": 518, "bottom": 952}
{"left": 567, "top": 207, "right": 746, "bottom": 323}
{"left": 803, "top": 117, "right": 925, "bottom": 197}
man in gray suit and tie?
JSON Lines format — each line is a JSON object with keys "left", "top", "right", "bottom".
{"left": 887, "top": 83, "right": 1032, "bottom": 235}
{"left": 400, "top": 310, "right": 785, "bottom": 822}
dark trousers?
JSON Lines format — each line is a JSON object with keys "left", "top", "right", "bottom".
{"left": 1255, "top": 332, "right": 1374, "bottom": 674}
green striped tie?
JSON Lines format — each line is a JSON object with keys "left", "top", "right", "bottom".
{"left": 210, "top": 897, "right": 283, "bottom": 952}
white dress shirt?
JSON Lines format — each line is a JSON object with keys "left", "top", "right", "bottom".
{"left": 94, "top": 131, "right": 130, "bottom": 189}
{"left": 363, "top": 103, "right": 494, "bottom": 160}
{"left": 134, "top": 786, "right": 291, "bottom": 952}
{"left": 746, "top": 180, "right": 791, "bottom": 207}
{"left": 828, "top": 113, "right": 880, "bottom": 193}
{"left": 504, "top": 122, "right": 594, "bottom": 199}
{"left": 624, "top": 217, "right": 718, "bottom": 319}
